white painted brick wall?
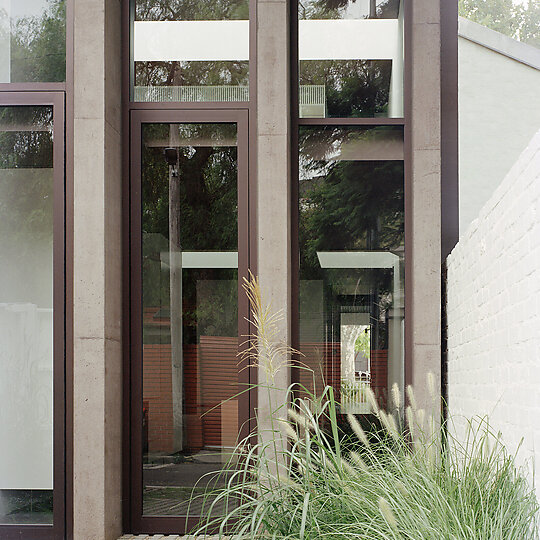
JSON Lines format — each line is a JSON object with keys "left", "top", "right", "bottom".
{"left": 447, "top": 130, "right": 540, "bottom": 492}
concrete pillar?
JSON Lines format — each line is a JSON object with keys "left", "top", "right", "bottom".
{"left": 409, "top": 0, "right": 442, "bottom": 411}
{"left": 73, "top": 0, "right": 123, "bottom": 538}
{"left": 256, "top": 0, "right": 291, "bottom": 435}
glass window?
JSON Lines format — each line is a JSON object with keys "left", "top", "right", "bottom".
{"left": 0, "top": 105, "right": 54, "bottom": 524}
{"left": 298, "top": 0, "right": 404, "bottom": 118}
{"left": 298, "top": 125, "right": 404, "bottom": 413}
{"left": 132, "top": 0, "right": 249, "bottom": 102}
{"left": 141, "top": 122, "right": 240, "bottom": 517}
{"left": 0, "top": 0, "right": 66, "bottom": 83}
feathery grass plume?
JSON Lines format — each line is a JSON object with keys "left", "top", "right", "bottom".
{"left": 349, "top": 451, "right": 368, "bottom": 472}
{"left": 240, "top": 272, "right": 299, "bottom": 383}
{"left": 405, "top": 405, "right": 415, "bottom": 441}
{"left": 379, "top": 410, "right": 400, "bottom": 441}
{"left": 378, "top": 497, "right": 398, "bottom": 532}
{"left": 406, "top": 384, "right": 417, "bottom": 412}
{"left": 341, "top": 458, "right": 359, "bottom": 479}
{"left": 416, "top": 408, "right": 425, "bottom": 431}
{"left": 192, "top": 277, "right": 539, "bottom": 540}
{"left": 288, "top": 407, "right": 309, "bottom": 429}
{"left": 347, "top": 413, "right": 370, "bottom": 447}
{"left": 366, "top": 386, "right": 380, "bottom": 414}
{"left": 388, "top": 413, "right": 399, "bottom": 438}
{"left": 391, "top": 382, "right": 401, "bottom": 410}
{"left": 279, "top": 419, "right": 298, "bottom": 442}
{"left": 427, "top": 371, "right": 436, "bottom": 400}
{"left": 395, "top": 480, "right": 409, "bottom": 498}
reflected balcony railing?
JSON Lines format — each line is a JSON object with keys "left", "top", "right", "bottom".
{"left": 134, "top": 85, "right": 326, "bottom": 117}
{"left": 340, "top": 378, "right": 371, "bottom": 415}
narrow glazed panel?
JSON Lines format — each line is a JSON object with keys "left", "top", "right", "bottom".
{"left": 298, "top": 125, "right": 404, "bottom": 417}
{"left": 0, "top": 105, "right": 54, "bottom": 524}
{"left": 141, "top": 122, "right": 240, "bottom": 517}
{"left": 298, "top": 0, "right": 404, "bottom": 118}
{"left": 0, "top": 0, "right": 66, "bottom": 83}
{"left": 132, "top": 0, "right": 249, "bottom": 102}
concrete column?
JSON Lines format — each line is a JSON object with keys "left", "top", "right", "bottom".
{"left": 256, "top": 0, "right": 291, "bottom": 434}
{"left": 73, "top": 0, "right": 123, "bottom": 538}
{"left": 410, "top": 0, "right": 442, "bottom": 410}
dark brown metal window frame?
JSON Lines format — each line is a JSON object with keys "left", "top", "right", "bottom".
{"left": 128, "top": 108, "right": 252, "bottom": 535}
{"left": 122, "top": 1, "right": 258, "bottom": 534}
{"left": 290, "top": 0, "right": 413, "bottom": 390}
{"left": 0, "top": 91, "right": 66, "bottom": 540}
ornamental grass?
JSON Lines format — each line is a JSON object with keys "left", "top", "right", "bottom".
{"left": 191, "top": 276, "right": 538, "bottom": 540}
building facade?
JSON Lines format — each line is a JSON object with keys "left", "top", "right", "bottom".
{"left": 0, "top": 0, "right": 456, "bottom": 538}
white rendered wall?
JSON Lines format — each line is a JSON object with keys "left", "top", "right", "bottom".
{"left": 459, "top": 36, "right": 540, "bottom": 233}
{"left": 447, "top": 130, "right": 540, "bottom": 491}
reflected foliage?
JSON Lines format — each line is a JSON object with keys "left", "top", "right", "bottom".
{"left": 0, "top": 107, "right": 53, "bottom": 246}
{"left": 136, "top": 0, "right": 248, "bottom": 21}
{"left": 300, "top": 60, "right": 392, "bottom": 118}
{"left": 298, "top": 0, "right": 401, "bottom": 117}
{"left": 134, "top": 0, "right": 249, "bottom": 90}
{"left": 299, "top": 0, "right": 400, "bottom": 20}
{"left": 0, "top": 490, "right": 53, "bottom": 525}
{"left": 8, "top": 0, "right": 66, "bottom": 83}
{"left": 135, "top": 61, "right": 249, "bottom": 89}
{"left": 298, "top": 126, "right": 404, "bottom": 358}
{"left": 299, "top": 127, "right": 404, "bottom": 276}
{"left": 142, "top": 123, "right": 239, "bottom": 341}
{"left": 142, "top": 124, "right": 237, "bottom": 251}
{"left": 0, "top": 106, "right": 53, "bottom": 308}
{"left": 459, "top": 0, "right": 540, "bottom": 48}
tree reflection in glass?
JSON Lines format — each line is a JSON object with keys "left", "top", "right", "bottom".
{"left": 298, "top": 0, "right": 403, "bottom": 118}
{"left": 298, "top": 126, "right": 404, "bottom": 413}
{"left": 133, "top": 0, "right": 249, "bottom": 101}
{"left": 141, "top": 122, "right": 240, "bottom": 517}
{"left": 0, "top": 0, "right": 66, "bottom": 83}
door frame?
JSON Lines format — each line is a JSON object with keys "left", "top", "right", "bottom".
{"left": 127, "top": 108, "right": 251, "bottom": 534}
{"left": 0, "top": 92, "right": 66, "bottom": 540}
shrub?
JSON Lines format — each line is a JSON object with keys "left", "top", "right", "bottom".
{"left": 191, "top": 277, "right": 538, "bottom": 539}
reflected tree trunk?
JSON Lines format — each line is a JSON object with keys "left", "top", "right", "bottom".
{"left": 169, "top": 126, "right": 183, "bottom": 453}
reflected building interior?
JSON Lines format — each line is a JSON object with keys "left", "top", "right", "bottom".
{"left": 141, "top": 123, "right": 240, "bottom": 516}
{"left": 298, "top": 126, "right": 405, "bottom": 413}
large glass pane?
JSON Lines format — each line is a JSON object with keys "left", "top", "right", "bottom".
{"left": 298, "top": 0, "right": 404, "bottom": 118}
{"left": 0, "top": 0, "right": 66, "bottom": 83}
{"left": 298, "top": 126, "right": 404, "bottom": 414}
{"left": 0, "top": 106, "right": 54, "bottom": 524}
{"left": 133, "top": 1, "right": 249, "bottom": 102}
{"left": 141, "top": 123, "right": 240, "bottom": 516}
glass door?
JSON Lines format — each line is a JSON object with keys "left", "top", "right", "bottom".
{"left": 129, "top": 109, "right": 250, "bottom": 534}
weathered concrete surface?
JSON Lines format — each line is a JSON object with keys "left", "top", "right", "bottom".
{"left": 256, "top": 0, "right": 291, "bottom": 435}
{"left": 73, "top": 0, "right": 123, "bottom": 538}
{"left": 409, "top": 0, "right": 442, "bottom": 410}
